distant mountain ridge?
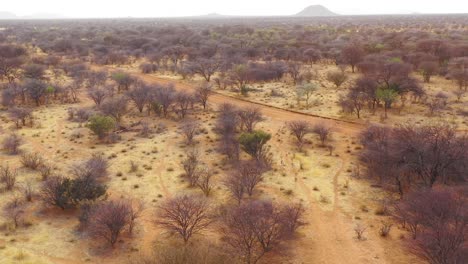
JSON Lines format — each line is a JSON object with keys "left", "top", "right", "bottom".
{"left": 295, "top": 5, "right": 338, "bottom": 17}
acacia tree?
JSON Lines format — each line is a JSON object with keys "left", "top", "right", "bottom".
{"left": 237, "top": 160, "right": 266, "bottom": 196}
{"left": 0, "top": 44, "right": 25, "bottom": 83}
{"left": 100, "top": 96, "right": 128, "bottom": 124}
{"left": 87, "top": 115, "right": 116, "bottom": 140}
{"left": 360, "top": 124, "right": 467, "bottom": 195}
{"left": 418, "top": 61, "right": 438, "bottom": 83}
{"left": 312, "top": 123, "right": 332, "bottom": 146}
{"left": 87, "top": 87, "right": 108, "bottom": 107}
{"left": 286, "top": 120, "right": 311, "bottom": 150}
{"left": 296, "top": 82, "right": 317, "bottom": 109}
{"left": 126, "top": 81, "right": 151, "bottom": 113}
{"left": 24, "top": 79, "right": 47, "bottom": 106}
{"left": 195, "top": 82, "right": 212, "bottom": 110}
{"left": 338, "top": 91, "right": 366, "bottom": 119}
{"left": 376, "top": 88, "right": 398, "bottom": 118}
{"left": 88, "top": 200, "right": 132, "bottom": 247}
{"left": 341, "top": 43, "right": 365, "bottom": 73}
{"left": 179, "top": 120, "right": 200, "bottom": 145}
{"left": 215, "top": 103, "right": 240, "bottom": 161}
{"left": 238, "top": 107, "right": 263, "bottom": 132}
{"left": 156, "top": 195, "right": 213, "bottom": 243}
{"left": 8, "top": 107, "right": 33, "bottom": 128}
{"left": 238, "top": 130, "right": 271, "bottom": 161}
{"left": 327, "top": 69, "right": 348, "bottom": 88}
{"left": 111, "top": 72, "right": 135, "bottom": 92}
{"left": 394, "top": 188, "right": 467, "bottom": 264}
{"left": 154, "top": 84, "right": 176, "bottom": 118}
{"left": 221, "top": 201, "right": 305, "bottom": 264}
{"left": 187, "top": 58, "right": 221, "bottom": 82}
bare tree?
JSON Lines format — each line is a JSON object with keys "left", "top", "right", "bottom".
{"left": 196, "top": 168, "right": 213, "bottom": 196}
{"left": 395, "top": 188, "right": 467, "bottom": 264}
{"left": 195, "top": 82, "right": 212, "bottom": 110}
{"left": 312, "top": 123, "right": 332, "bottom": 146}
{"left": 224, "top": 173, "right": 245, "bottom": 204}
{"left": 237, "top": 161, "right": 265, "bottom": 196}
{"left": 88, "top": 200, "right": 132, "bottom": 246}
{"left": 221, "top": 201, "right": 305, "bottom": 264}
{"left": 87, "top": 86, "right": 108, "bottom": 107}
{"left": 3, "top": 196, "right": 26, "bottom": 228}
{"left": 174, "top": 92, "right": 194, "bottom": 119}
{"left": 9, "top": 107, "right": 33, "bottom": 128}
{"left": 154, "top": 84, "right": 176, "bottom": 118}
{"left": 238, "top": 107, "right": 263, "bottom": 132}
{"left": 179, "top": 120, "right": 199, "bottom": 145}
{"left": 156, "top": 195, "right": 213, "bottom": 243}
{"left": 286, "top": 121, "right": 311, "bottom": 150}
{"left": 126, "top": 81, "right": 151, "bottom": 113}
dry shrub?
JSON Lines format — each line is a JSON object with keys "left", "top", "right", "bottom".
{"left": 2, "top": 134, "right": 23, "bottom": 154}
{"left": 0, "top": 165, "right": 17, "bottom": 191}
{"left": 20, "top": 152, "right": 44, "bottom": 170}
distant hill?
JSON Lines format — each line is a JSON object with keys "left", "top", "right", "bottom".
{"left": 0, "top": 11, "right": 17, "bottom": 19}
{"left": 295, "top": 5, "right": 338, "bottom": 17}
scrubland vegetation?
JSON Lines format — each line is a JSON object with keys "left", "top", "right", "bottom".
{"left": 0, "top": 15, "right": 467, "bottom": 264}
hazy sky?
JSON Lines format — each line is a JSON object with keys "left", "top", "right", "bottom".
{"left": 3, "top": 0, "right": 468, "bottom": 17}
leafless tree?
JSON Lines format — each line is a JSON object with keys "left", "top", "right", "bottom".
{"left": 196, "top": 168, "right": 213, "bottom": 197}
{"left": 126, "top": 81, "right": 152, "bottom": 113}
{"left": 154, "top": 84, "right": 176, "bottom": 118}
{"left": 395, "top": 188, "right": 467, "bottom": 264}
{"left": 224, "top": 172, "right": 245, "bottom": 204}
{"left": 8, "top": 107, "right": 33, "bottom": 128}
{"left": 237, "top": 161, "right": 266, "bottom": 196}
{"left": 87, "top": 87, "right": 108, "bottom": 107}
{"left": 3, "top": 196, "right": 26, "bottom": 228}
{"left": 221, "top": 200, "right": 305, "bottom": 264}
{"left": 286, "top": 121, "right": 311, "bottom": 150}
{"left": 195, "top": 82, "right": 212, "bottom": 110}
{"left": 238, "top": 107, "right": 263, "bottom": 132}
{"left": 71, "top": 153, "right": 109, "bottom": 180}
{"left": 156, "top": 195, "right": 213, "bottom": 243}
{"left": 88, "top": 200, "right": 132, "bottom": 246}
{"left": 179, "top": 120, "right": 199, "bottom": 145}
{"left": 312, "top": 123, "right": 332, "bottom": 146}
{"left": 174, "top": 92, "right": 194, "bottom": 119}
